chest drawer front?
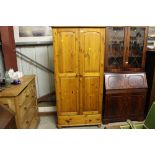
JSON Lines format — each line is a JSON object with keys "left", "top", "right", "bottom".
{"left": 18, "top": 80, "right": 36, "bottom": 106}
{"left": 16, "top": 79, "right": 37, "bottom": 126}
{"left": 0, "top": 98, "right": 13, "bottom": 104}
{"left": 18, "top": 86, "right": 31, "bottom": 107}
{"left": 22, "top": 102, "right": 38, "bottom": 129}
{"left": 19, "top": 96, "right": 36, "bottom": 122}
{"left": 0, "top": 98, "right": 15, "bottom": 112}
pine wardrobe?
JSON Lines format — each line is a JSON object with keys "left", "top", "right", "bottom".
{"left": 53, "top": 27, "right": 105, "bottom": 128}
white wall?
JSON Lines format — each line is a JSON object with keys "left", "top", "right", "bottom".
{"left": 16, "top": 45, "right": 55, "bottom": 98}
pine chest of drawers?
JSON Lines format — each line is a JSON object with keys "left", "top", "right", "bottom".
{"left": 0, "top": 75, "right": 40, "bottom": 129}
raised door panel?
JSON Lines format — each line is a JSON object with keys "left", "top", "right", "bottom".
{"left": 59, "top": 78, "right": 79, "bottom": 115}
{"left": 53, "top": 28, "right": 79, "bottom": 116}
{"left": 81, "top": 77, "right": 100, "bottom": 114}
{"left": 56, "top": 28, "right": 79, "bottom": 74}
{"left": 79, "top": 28, "right": 104, "bottom": 114}
{"left": 127, "top": 93, "right": 145, "bottom": 119}
{"left": 105, "top": 94, "right": 126, "bottom": 120}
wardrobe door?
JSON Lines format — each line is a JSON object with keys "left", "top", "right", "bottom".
{"left": 79, "top": 28, "right": 105, "bottom": 115}
{"left": 53, "top": 28, "right": 80, "bottom": 116}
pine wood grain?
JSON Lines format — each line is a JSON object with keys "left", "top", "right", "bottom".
{"left": 0, "top": 75, "right": 35, "bottom": 97}
{"left": 53, "top": 28, "right": 105, "bottom": 128}
{"left": 0, "top": 75, "right": 39, "bottom": 128}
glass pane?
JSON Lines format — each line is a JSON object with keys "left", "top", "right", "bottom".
{"left": 108, "top": 27, "right": 125, "bottom": 68}
{"left": 128, "top": 27, "right": 145, "bottom": 68}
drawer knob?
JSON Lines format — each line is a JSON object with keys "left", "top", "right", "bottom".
{"left": 26, "top": 120, "right": 29, "bottom": 124}
{"left": 24, "top": 106, "right": 28, "bottom": 110}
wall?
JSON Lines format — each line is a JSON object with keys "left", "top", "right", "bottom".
{"left": 0, "top": 47, "right": 5, "bottom": 78}
{"left": 16, "top": 45, "right": 55, "bottom": 98}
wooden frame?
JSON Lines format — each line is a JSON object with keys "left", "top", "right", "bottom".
{"left": 13, "top": 26, "right": 52, "bottom": 45}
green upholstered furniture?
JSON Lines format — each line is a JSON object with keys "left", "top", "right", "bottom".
{"left": 120, "top": 102, "right": 155, "bottom": 129}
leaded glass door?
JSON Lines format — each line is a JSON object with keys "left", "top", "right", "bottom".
{"left": 105, "top": 27, "right": 127, "bottom": 71}
{"left": 126, "top": 27, "right": 148, "bottom": 71}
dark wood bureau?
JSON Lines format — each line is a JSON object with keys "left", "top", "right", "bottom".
{"left": 104, "top": 73, "right": 148, "bottom": 123}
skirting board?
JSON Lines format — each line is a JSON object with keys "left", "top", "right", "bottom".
{"left": 38, "top": 106, "right": 56, "bottom": 113}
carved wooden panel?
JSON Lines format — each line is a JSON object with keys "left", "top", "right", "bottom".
{"left": 105, "top": 73, "right": 126, "bottom": 90}
{"left": 105, "top": 73, "right": 147, "bottom": 90}
{"left": 126, "top": 73, "right": 148, "bottom": 88}
{"left": 126, "top": 93, "right": 146, "bottom": 117}
{"left": 105, "top": 94, "right": 126, "bottom": 119}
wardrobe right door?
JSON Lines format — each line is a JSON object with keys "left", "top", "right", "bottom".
{"left": 79, "top": 28, "right": 105, "bottom": 115}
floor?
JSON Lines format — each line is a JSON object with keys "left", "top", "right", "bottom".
{"left": 37, "top": 115, "right": 129, "bottom": 129}
{"left": 37, "top": 102, "right": 129, "bottom": 129}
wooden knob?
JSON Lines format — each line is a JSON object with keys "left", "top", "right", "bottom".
{"left": 32, "top": 95, "right": 36, "bottom": 97}
{"left": 24, "top": 106, "right": 27, "bottom": 110}
{"left": 26, "top": 94, "right": 29, "bottom": 97}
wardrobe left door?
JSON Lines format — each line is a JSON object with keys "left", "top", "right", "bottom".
{"left": 53, "top": 28, "right": 80, "bottom": 116}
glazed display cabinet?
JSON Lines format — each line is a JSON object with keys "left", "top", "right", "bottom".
{"left": 105, "top": 26, "right": 148, "bottom": 72}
